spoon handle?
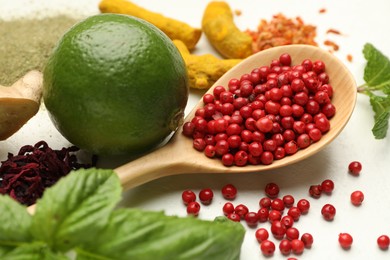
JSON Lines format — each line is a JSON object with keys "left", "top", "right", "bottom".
{"left": 114, "top": 142, "right": 190, "bottom": 190}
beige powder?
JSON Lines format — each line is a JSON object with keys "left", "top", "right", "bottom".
{"left": 0, "top": 16, "right": 80, "bottom": 85}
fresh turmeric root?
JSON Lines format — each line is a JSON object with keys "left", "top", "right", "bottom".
{"left": 99, "top": 0, "right": 201, "bottom": 50}
{"left": 202, "top": 1, "right": 253, "bottom": 59}
{"left": 173, "top": 40, "right": 241, "bottom": 90}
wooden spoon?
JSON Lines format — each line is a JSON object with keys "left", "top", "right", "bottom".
{"left": 0, "top": 70, "right": 43, "bottom": 140}
{"left": 115, "top": 44, "right": 356, "bottom": 190}
{"left": 26, "top": 45, "right": 356, "bottom": 214}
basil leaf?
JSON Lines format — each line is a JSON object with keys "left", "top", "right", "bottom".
{"left": 77, "top": 209, "right": 245, "bottom": 260}
{"left": 0, "top": 195, "right": 32, "bottom": 245}
{"left": 372, "top": 111, "right": 390, "bottom": 139}
{"left": 30, "top": 168, "right": 122, "bottom": 252}
{"left": 363, "top": 43, "right": 390, "bottom": 94}
{"left": 0, "top": 247, "right": 12, "bottom": 258}
{"left": 369, "top": 93, "right": 390, "bottom": 119}
{"left": 369, "top": 93, "right": 390, "bottom": 138}
{"left": 1, "top": 242, "right": 69, "bottom": 260}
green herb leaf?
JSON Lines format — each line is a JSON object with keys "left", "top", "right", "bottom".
{"left": 368, "top": 93, "right": 390, "bottom": 119}
{"left": 363, "top": 43, "right": 390, "bottom": 94}
{"left": 30, "top": 168, "right": 122, "bottom": 252}
{"left": 77, "top": 209, "right": 245, "bottom": 260}
{"left": 0, "top": 247, "right": 11, "bottom": 258}
{"left": 1, "top": 242, "right": 69, "bottom": 260}
{"left": 368, "top": 93, "right": 390, "bottom": 138}
{"left": 0, "top": 195, "right": 33, "bottom": 248}
{"left": 0, "top": 168, "right": 246, "bottom": 259}
{"left": 372, "top": 111, "right": 390, "bottom": 139}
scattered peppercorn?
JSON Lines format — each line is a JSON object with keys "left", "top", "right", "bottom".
{"left": 309, "top": 184, "right": 323, "bottom": 198}
{"left": 301, "top": 233, "right": 314, "bottom": 248}
{"left": 265, "top": 182, "right": 280, "bottom": 198}
{"left": 260, "top": 240, "right": 276, "bottom": 256}
{"left": 321, "top": 203, "right": 336, "bottom": 221}
{"left": 181, "top": 189, "right": 196, "bottom": 205}
{"left": 321, "top": 179, "right": 335, "bottom": 193}
{"left": 199, "top": 188, "right": 214, "bottom": 205}
{"left": 186, "top": 201, "right": 201, "bottom": 216}
{"left": 296, "top": 199, "right": 310, "bottom": 214}
{"left": 348, "top": 161, "right": 362, "bottom": 175}
{"left": 255, "top": 228, "right": 269, "bottom": 243}
{"left": 180, "top": 172, "right": 383, "bottom": 256}
{"left": 279, "top": 239, "right": 292, "bottom": 255}
{"left": 350, "top": 190, "right": 364, "bottom": 206}
{"left": 222, "top": 202, "right": 235, "bottom": 216}
{"left": 338, "top": 233, "right": 353, "bottom": 249}
{"left": 221, "top": 183, "right": 237, "bottom": 200}
{"left": 290, "top": 238, "right": 305, "bottom": 254}
{"left": 377, "top": 235, "right": 390, "bottom": 250}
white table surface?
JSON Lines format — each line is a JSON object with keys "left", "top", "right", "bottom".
{"left": 1, "top": 0, "right": 390, "bottom": 259}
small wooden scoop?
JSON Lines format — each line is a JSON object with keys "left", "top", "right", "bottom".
{"left": 114, "top": 45, "right": 357, "bottom": 190}
{"left": 0, "top": 70, "right": 43, "bottom": 140}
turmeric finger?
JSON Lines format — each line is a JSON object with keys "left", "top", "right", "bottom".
{"left": 202, "top": 1, "right": 253, "bottom": 59}
{"left": 173, "top": 40, "right": 241, "bottom": 90}
{"left": 99, "top": 0, "right": 201, "bottom": 50}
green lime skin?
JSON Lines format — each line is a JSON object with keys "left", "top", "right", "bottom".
{"left": 43, "top": 14, "right": 189, "bottom": 155}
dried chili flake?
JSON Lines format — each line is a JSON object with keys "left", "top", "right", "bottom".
{"left": 0, "top": 141, "right": 95, "bottom": 206}
{"left": 324, "top": 40, "right": 340, "bottom": 51}
{"left": 319, "top": 8, "right": 327, "bottom": 13}
{"left": 246, "top": 13, "right": 317, "bottom": 53}
{"left": 347, "top": 54, "right": 353, "bottom": 62}
{"left": 326, "top": 28, "right": 342, "bottom": 35}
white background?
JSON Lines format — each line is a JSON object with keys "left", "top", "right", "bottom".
{"left": 1, "top": 0, "right": 390, "bottom": 259}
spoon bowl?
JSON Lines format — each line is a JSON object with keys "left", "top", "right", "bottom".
{"left": 115, "top": 44, "right": 357, "bottom": 190}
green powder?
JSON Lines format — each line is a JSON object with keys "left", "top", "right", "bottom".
{"left": 0, "top": 16, "right": 80, "bottom": 86}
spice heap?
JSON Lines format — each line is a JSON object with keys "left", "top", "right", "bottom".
{"left": 0, "top": 16, "right": 79, "bottom": 86}
{"left": 0, "top": 141, "right": 94, "bottom": 206}
{"left": 246, "top": 14, "right": 318, "bottom": 53}
{"left": 182, "top": 53, "right": 335, "bottom": 167}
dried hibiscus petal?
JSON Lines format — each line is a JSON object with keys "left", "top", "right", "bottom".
{"left": 0, "top": 141, "right": 95, "bottom": 206}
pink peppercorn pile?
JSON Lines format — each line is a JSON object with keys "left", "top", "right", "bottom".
{"left": 182, "top": 53, "right": 335, "bottom": 166}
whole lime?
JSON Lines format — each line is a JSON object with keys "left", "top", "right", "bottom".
{"left": 43, "top": 14, "right": 188, "bottom": 155}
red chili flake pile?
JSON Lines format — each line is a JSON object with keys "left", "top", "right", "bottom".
{"left": 245, "top": 13, "right": 347, "bottom": 57}
{"left": 0, "top": 141, "right": 95, "bottom": 206}
{"left": 246, "top": 13, "right": 318, "bottom": 53}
